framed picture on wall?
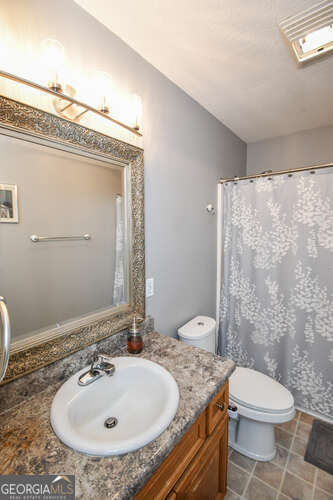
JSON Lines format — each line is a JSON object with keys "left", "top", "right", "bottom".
{"left": 0, "top": 183, "right": 19, "bottom": 223}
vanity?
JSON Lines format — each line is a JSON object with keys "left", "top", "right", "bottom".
{"left": 0, "top": 329, "right": 234, "bottom": 499}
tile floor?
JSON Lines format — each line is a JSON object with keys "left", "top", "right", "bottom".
{"left": 226, "top": 410, "right": 333, "bottom": 500}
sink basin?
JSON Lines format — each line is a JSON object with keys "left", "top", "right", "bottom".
{"left": 50, "top": 357, "right": 179, "bottom": 456}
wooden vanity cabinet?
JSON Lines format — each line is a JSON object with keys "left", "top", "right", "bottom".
{"left": 136, "top": 381, "right": 229, "bottom": 500}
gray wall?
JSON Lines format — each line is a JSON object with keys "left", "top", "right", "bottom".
{"left": 247, "top": 125, "right": 333, "bottom": 175}
{"left": 0, "top": 135, "right": 122, "bottom": 340}
{"left": 1, "top": 0, "right": 246, "bottom": 337}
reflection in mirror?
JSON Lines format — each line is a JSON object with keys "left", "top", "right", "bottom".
{"left": 0, "top": 132, "right": 129, "bottom": 347}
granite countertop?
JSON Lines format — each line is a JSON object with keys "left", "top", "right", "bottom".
{"left": 0, "top": 330, "right": 235, "bottom": 499}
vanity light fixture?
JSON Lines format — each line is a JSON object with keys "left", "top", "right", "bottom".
{"left": 0, "top": 38, "right": 142, "bottom": 136}
{"left": 279, "top": 0, "right": 333, "bottom": 64}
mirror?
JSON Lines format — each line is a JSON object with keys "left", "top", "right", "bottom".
{"left": 0, "top": 96, "right": 144, "bottom": 383}
{"left": 1, "top": 134, "right": 129, "bottom": 345}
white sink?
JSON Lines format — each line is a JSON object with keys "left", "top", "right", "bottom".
{"left": 50, "top": 357, "right": 179, "bottom": 456}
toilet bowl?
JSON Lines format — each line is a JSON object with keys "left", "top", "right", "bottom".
{"left": 228, "top": 367, "right": 295, "bottom": 461}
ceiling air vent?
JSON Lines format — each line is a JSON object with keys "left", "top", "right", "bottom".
{"left": 279, "top": 0, "right": 333, "bottom": 64}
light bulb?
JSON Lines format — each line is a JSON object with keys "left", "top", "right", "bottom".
{"left": 93, "top": 71, "right": 113, "bottom": 113}
{"left": 40, "top": 38, "right": 65, "bottom": 92}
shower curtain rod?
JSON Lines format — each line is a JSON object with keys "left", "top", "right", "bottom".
{"left": 219, "top": 162, "right": 333, "bottom": 184}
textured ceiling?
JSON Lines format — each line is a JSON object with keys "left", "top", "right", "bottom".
{"left": 74, "top": 0, "right": 333, "bottom": 142}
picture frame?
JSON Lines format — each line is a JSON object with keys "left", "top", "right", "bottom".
{"left": 0, "top": 183, "right": 19, "bottom": 223}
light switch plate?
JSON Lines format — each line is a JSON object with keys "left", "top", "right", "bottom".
{"left": 146, "top": 278, "right": 154, "bottom": 298}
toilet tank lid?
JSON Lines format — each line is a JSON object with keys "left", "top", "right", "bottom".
{"left": 229, "top": 367, "right": 294, "bottom": 413}
{"left": 178, "top": 316, "right": 216, "bottom": 340}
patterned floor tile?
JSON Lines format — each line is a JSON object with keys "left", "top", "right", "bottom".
{"left": 275, "top": 427, "right": 293, "bottom": 450}
{"left": 227, "top": 462, "right": 250, "bottom": 496}
{"left": 291, "top": 436, "right": 308, "bottom": 457}
{"left": 296, "top": 421, "right": 312, "bottom": 441}
{"left": 272, "top": 445, "right": 289, "bottom": 469}
{"left": 316, "top": 469, "right": 333, "bottom": 495}
{"left": 229, "top": 449, "right": 256, "bottom": 472}
{"left": 287, "top": 451, "right": 317, "bottom": 483}
{"left": 281, "top": 471, "right": 314, "bottom": 500}
{"left": 224, "top": 488, "right": 241, "bottom": 499}
{"left": 243, "top": 477, "right": 277, "bottom": 500}
{"left": 299, "top": 412, "right": 314, "bottom": 426}
{"left": 277, "top": 418, "right": 298, "bottom": 435}
{"left": 254, "top": 460, "right": 284, "bottom": 489}
{"left": 314, "top": 488, "right": 333, "bottom": 500}
{"left": 225, "top": 411, "right": 330, "bottom": 500}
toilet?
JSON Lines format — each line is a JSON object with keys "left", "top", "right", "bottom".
{"left": 228, "top": 367, "right": 295, "bottom": 461}
{"left": 178, "top": 317, "right": 295, "bottom": 462}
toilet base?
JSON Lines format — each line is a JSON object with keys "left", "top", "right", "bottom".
{"left": 229, "top": 438, "right": 276, "bottom": 462}
{"left": 228, "top": 416, "right": 277, "bottom": 462}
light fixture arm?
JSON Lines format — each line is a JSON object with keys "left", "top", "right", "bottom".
{"left": 0, "top": 69, "right": 142, "bottom": 137}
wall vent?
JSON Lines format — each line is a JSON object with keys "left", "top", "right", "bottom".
{"left": 279, "top": 0, "right": 333, "bottom": 63}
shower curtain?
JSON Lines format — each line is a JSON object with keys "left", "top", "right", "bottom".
{"left": 219, "top": 168, "right": 333, "bottom": 420}
{"left": 112, "top": 195, "right": 126, "bottom": 306}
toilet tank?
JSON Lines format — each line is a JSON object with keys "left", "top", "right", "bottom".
{"left": 178, "top": 316, "right": 216, "bottom": 353}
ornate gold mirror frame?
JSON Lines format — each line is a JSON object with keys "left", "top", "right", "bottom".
{"left": 0, "top": 95, "right": 145, "bottom": 384}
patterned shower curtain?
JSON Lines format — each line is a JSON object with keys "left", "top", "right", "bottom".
{"left": 219, "top": 168, "right": 333, "bottom": 420}
{"left": 112, "top": 195, "right": 126, "bottom": 306}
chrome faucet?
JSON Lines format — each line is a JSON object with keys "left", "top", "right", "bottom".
{"left": 78, "top": 353, "right": 115, "bottom": 386}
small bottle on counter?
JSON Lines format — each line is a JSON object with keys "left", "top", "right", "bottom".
{"left": 127, "top": 316, "right": 143, "bottom": 354}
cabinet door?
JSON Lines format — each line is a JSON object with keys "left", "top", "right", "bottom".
{"left": 173, "top": 414, "right": 228, "bottom": 500}
{"left": 206, "top": 381, "right": 228, "bottom": 435}
{"left": 136, "top": 411, "right": 206, "bottom": 500}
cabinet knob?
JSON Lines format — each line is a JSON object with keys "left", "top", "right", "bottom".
{"left": 216, "top": 402, "right": 225, "bottom": 411}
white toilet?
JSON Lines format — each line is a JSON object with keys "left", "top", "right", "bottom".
{"left": 178, "top": 317, "right": 295, "bottom": 462}
{"left": 228, "top": 367, "right": 295, "bottom": 461}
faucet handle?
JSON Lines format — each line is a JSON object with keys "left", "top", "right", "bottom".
{"left": 91, "top": 353, "right": 115, "bottom": 376}
{"left": 90, "top": 352, "right": 99, "bottom": 373}
{"left": 98, "top": 353, "right": 113, "bottom": 363}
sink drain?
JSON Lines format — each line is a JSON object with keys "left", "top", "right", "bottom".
{"left": 104, "top": 417, "right": 118, "bottom": 429}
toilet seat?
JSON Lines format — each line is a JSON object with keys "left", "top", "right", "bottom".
{"left": 229, "top": 367, "right": 295, "bottom": 424}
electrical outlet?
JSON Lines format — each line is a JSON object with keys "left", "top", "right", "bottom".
{"left": 146, "top": 278, "right": 154, "bottom": 298}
